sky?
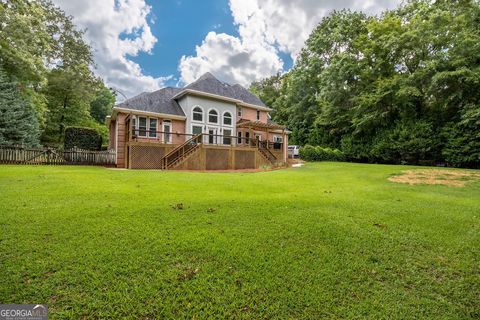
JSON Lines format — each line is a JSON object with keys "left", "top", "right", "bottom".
{"left": 52, "top": 0, "right": 402, "bottom": 100}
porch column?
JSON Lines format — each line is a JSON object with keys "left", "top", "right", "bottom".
{"left": 249, "top": 126, "right": 253, "bottom": 146}
{"left": 265, "top": 127, "right": 269, "bottom": 149}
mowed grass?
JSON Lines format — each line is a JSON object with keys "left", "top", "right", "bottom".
{"left": 0, "top": 163, "right": 479, "bottom": 319}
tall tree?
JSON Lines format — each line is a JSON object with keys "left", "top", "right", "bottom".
{"left": 253, "top": 0, "right": 480, "bottom": 167}
{"left": 0, "top": 65, "right": 40, "bottom": 147}
{"left": 42, "top": 65, "right": 99, "bottom": 142}
{"left": 90, "top": 86, "right": 115, "bottom": 124}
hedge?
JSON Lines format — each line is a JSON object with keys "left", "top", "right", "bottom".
{"left": 299, "top": 145, "right": 345, "bottom": 162}
{"left": 64, "top": 127, "right": 102, "bottom": 151}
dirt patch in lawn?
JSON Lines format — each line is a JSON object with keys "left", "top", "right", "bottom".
{"left": 389, "top": 169, "right": 480, "bottom": 187}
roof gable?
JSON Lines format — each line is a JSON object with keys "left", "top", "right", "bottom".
{"left": 185, "top": 73, "right": 266, "bottom": 107}
{"left": 115, "top": 72, "right": 267, "bottom": 116}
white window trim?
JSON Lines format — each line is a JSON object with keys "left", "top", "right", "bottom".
{"left": 148, "top": 118, "right": 158, "bottom": 138}
{"left": 138, "top": 116, "right": 148, "bottom": 137}
{"left": 207, "top": 108, "right": 219, "bottom": 125}
{"left": 162, "top": 120, "right": 172, "bottom": 144}
{"left": 223, "top": 128, "right": 232, "bottom": 145}
{"left": 191, "top": 124, "right": 204, "bottom": 135}
{"left": 207, "top": 126, "right": 219, "bottom": 144}
{"left": 131, "top": 115, "right": 137, "bottom": 138}
{"left": 191, "top": 105, "right": 204, "bottom": 123}
{"left": 222, "top": 111, "right": 233, "bottom": 127}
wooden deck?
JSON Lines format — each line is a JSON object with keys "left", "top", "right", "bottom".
{"left": 121, "top": 118, "right": 287, "bottom": 170}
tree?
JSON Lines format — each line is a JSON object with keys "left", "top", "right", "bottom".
{"left": 42, "top": 65, "right": 99, "bottom": 143}
{"left": 90, "top": 86, "right": 115, "bottom": 124}
{"left": 0, "top": 0, "right": 94, "bottom": 126}
{"left": 249, "top": 72, "right": 283, "bottom": 111}
{"left": 0, "top": 65, "right": 40, "bottom": 147}
{"left": 1, "top": 0, "right": 110, "bottom": 146}
{"left": 252, "top": 0, "right": 480, "bottom": 167}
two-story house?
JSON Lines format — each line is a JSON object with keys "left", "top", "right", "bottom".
{"left": 106, "top": 72, "right": 289, "bottom": 170}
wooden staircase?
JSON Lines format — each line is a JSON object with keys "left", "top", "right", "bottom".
{"left": 258, "top": 141, "right": 277, "bottom": 164}
{"left": 161, "top": 134, "right": 202, "bottom": 169}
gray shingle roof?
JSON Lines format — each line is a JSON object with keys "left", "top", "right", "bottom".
{"left": 116, "top": 87, "right": 185, "bottom": 116}
{"left": 185, "top": 73, "right": 266, "bottom": 107}
{"left": 115, "top": 72, "right": 267, "bottom": 116}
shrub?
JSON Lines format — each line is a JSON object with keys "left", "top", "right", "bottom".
{"left": 64, "top": 126, "right": 102, "bottom": 150}
{"left": 441, "top": 105, "right": 480, "bottom": 168}
{"left": 340, "top": 136, "right": 372, "bottom": 162}
{"left": 370, "top": 121, "right": 437, "bottom": 165}
{"left": 299, "top": 145, "right": 345, "bottom": 162}
{"left": 299, "top": 145, "right": 317, "bottom": 161}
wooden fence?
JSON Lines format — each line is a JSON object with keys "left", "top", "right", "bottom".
{"left": 0, "top": 146, "right": 116, "bottom": 166}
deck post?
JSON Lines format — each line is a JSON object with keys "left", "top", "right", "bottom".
{"left": 266, "top": 128, "right": 269, "bottom": 149}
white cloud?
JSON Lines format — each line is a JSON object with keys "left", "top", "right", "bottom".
{"left": 52, "top": 0, "right": 171, "bottom": 100}
{"left": 180, "top": 0, "right": 402, "bottom": 86}
{"left": 179, "top": 31, "right": 283, "bottom": 86}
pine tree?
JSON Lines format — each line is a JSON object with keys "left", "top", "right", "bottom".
{"left": 0, "top": 65, "right": 40, "bottom": 147}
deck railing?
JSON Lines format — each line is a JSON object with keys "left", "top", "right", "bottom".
{"left": 130, "top": 129, "right": 283, "bottom": 150}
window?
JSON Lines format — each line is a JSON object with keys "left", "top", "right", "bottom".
{"left": 208, "top": 109, "right": 218, "bottom": 123}
{"left": 192, "top": 125, "right": 203, "bottom": 135}
{"left": 132, "top": 116, "right": 137, "bottom": 136}
{"left": 245, "top": 132, "right": 250, "bottom": 144}
{"left": 237, "top": 107, "right": 242, "bottom": 117}
{"left": 138, "top": 117, "right": 147, "bottom": 137}
{"left": 273, "top": 136, "right": 283, "bottom": 143}
{"left": 237, "top": 131, "right": 242, "bottom": 144}
{"left": 256, "top": 110, "right": 261, "bottom": 121}
{"left": 223, "top": 129, "right": 232, "bottom": 145}
{"left": 149, "top": 118, "right": 157, "bottom": 138}
{"left": 223, "top": 112, "right": 232, "bottom": 126}
{"left": 192, "top": 106, "right": 203, "bottom": 121}
{"left": 273, "top": 136, "right": 283, "bottom": 149}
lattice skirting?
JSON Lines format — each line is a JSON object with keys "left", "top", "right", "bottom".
{"left": 129, "top": 144, "right": 171, "bottom": 169}
{"left": 127, "top": 143, "right": 283, "bottom": 170}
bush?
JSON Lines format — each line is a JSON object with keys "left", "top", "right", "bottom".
{"left": 64, "top": 126, "right": 102, "bottom": 150}
{"left": 340, "top": 136, "right": 372, "bottom": 162}
{"left": 441, "top": 105, "right": 480, "bottom": 168}
{"left": 299, "top": 145, "right": 345, "bottom": 162}
{"left": 369, "top": 121, "right": 438, "bottom": 165}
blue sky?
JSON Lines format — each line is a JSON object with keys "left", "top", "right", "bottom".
{"left": 131, "top": 0, "right": 238, "bottom": 82}
{"left": 53, "top": 0, "right": 400, "bottom": 99}
{"left": 130, "top": 0, "right": 293, "bottom": 87}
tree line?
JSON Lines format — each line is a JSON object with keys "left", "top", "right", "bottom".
{"left": 0, "top": 0, "right": 115, "bottom": 147}
{"left": 251, "top": 0, "right": 480, "bottom": 168}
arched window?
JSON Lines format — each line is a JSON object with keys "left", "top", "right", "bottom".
{"left": 223, "top": 112, "right": 232, "bottom": 126}
{"left": 192, "top": 106, "right": 203, "bottom": 121}
{"left": 208, "top": 109, "right": 218, "bottom": 123}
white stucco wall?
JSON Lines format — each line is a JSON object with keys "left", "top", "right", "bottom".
{"left": 178, "top": 95, "right": 237, "bottom": 137}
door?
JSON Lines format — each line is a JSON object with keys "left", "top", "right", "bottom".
{"left": 163, "top": 121, "right": 172, "bottom": 144}
{"left": 208, "top": 127, "right": 218, "bottom": 144}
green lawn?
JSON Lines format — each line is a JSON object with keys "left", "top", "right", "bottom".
{"left": 0, "top": 163, "right": 479, "bottom": 319}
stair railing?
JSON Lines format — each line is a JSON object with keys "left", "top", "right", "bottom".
{"left": 161, "top": 134, "right": 202, "bottom": 169}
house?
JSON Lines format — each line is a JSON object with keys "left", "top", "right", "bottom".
{"left": 106, "top": 72, "right": 289, "bottom": 170}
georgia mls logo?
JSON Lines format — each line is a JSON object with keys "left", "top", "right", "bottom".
{"left": 0, "top": 304, "right": 48, "bottom": 320}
